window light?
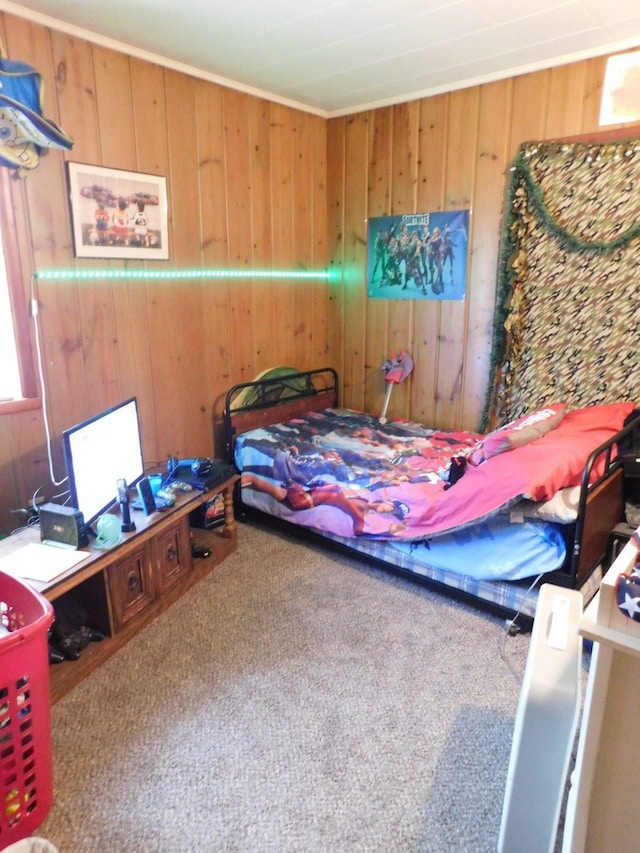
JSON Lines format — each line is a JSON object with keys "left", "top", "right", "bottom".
{"left": 0, "top": 228, "right": 22, "bottom": 401}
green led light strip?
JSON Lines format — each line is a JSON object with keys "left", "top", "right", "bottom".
{"left": 35, "top": 268, "right": 329, "bottom": 280}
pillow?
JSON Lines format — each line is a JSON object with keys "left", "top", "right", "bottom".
{"left": 469, "top": 403, "right": 566, "bottom": 465}
{"left": 506, "top": 486, "right": 580, "bottom": 524}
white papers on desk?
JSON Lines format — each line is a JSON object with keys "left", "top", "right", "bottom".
{"left": 0, "top": 542, "right": 89, "bottom": 583}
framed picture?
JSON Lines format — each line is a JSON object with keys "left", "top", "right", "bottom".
{"left": 67, "top": 162, "right": 169, "bottom": 260}
{"left": 367, "top": 209, "right": 470, "bottom": 300}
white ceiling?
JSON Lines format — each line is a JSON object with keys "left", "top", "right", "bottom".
{"left": 3, "top": 0, "right": 640, "bottom": 117}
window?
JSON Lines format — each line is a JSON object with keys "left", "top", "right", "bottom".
{"left": 0, "top": 168, "right": 39, "bottom": 411}
{"left": 600, "top": 50, "right": 640, "bottom": 126}
{"left": 0, "top": 228, "right": 22, "bottom": 401}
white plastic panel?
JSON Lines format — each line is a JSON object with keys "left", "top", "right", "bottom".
{"left": 498, "top": 583, "right": 583, "bottom": 853}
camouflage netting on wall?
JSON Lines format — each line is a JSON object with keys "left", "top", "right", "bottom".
{"left": 484, "top": 137, "right": 640, "bottom": 429}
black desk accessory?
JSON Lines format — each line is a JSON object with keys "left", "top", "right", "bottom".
{"left": 116, "top": 478, "right": 136, "bottom": 532}
{"left": 166, "top": 457, "right": 236, "bottom": 491}
{"left": 135, "top": 476, "right": 157, "bottom": 516}
{"left": 39, "top": 502, "right": 89, "bottom": 549}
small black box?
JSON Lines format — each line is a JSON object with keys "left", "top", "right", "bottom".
{"left": 39, "top": 502, "right": 88, "bottom": 549}
{"left": 168, "top": 460, "right": 235, "bottom": 492}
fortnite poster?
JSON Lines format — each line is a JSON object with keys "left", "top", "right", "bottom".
{"left": 367, "top": 209, "right": 470, "bottom": 300}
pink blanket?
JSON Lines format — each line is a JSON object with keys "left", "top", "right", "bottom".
{"left": 234, "top": 402, "right": 635, "bottom": 540}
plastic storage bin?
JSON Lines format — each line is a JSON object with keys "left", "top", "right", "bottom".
{"left": 0, "top": 571, "right": 54, "bottom": 848}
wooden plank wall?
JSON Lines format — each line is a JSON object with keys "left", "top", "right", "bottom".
{"left": 327, "top": 53, "right": 631, "bottom": 430}
{"left": 0, "top": 11, "right": 327, "bottom": 535}
{"left": 0, "top": 5, "right": 632, "bottom": 538}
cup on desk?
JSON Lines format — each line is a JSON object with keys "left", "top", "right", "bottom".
{"left": 148, "top": 474, "right": 163, "bottom": 495}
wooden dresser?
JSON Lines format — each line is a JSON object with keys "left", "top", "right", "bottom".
{"left": 0, "top": 474, "right": 239, "bottom": 703}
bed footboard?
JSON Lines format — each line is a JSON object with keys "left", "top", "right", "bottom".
{"left": 568, "top": 413, "right": 640, "bottom": 585}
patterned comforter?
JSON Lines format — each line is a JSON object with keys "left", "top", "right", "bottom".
{"left": 234, "top": 403, "right": 634, "bottom": 540}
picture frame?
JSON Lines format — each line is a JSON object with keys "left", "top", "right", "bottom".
{"left": 366, "top": 209, "right": 470, "bottom": 300}
{"left": 67, "top": 162, "right": 169, "bottom": 260}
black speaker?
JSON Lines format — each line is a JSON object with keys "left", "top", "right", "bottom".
{"left": 39, "top": 503, "right": 88, "bottom": 549}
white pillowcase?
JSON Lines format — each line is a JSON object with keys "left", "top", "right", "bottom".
{"left": 507, "top": 486, "right": 580, "bottom": 524}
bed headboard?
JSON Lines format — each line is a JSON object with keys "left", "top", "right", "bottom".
{"left": 224, "top": 367, "right": 339, "bottom": 461}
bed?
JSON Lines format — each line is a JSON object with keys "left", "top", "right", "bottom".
{"left": 223, "top": 367, "right": 640, "bottom": 629}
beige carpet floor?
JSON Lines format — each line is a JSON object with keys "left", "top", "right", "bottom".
{"left": 37, "top": 521, "right": 537, "bottom": 852}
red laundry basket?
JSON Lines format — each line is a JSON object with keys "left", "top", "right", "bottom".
{"left": 0, "top": 571, "right": 54, "bottom": 847}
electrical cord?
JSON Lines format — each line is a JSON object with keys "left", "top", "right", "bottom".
{"left": 499, "top": 571, "right": 544, "bottom": 682}
{"left": 30, "top": 483, "right": 44, "bottom": 517}
{"left": 10, "top": 509, "right": 41, "bottom": 536}
{"left": 51, "top": 487, "right": 71, "bottom": 504}
{"left": 30, "top": 274, "right": 67, "bottom": 489}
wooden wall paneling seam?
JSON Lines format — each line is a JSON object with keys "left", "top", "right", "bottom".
{"left": 429, "top": 94, "right": 448, "bottom": 428}
{"left": 0, "top": 171, "right": 37, "bottom": 400}
{"left": 379, "top": 101, "right": 419, "bottom": 417}
{"left": 0, "top": 18, "right": 38, "bottom": 404}
{"left": 0, "top": 97, "right": 29, "bottom": 526}
{"left": 342, "top": 113, "right": 369, "bottom": 411}
{"left": 413, "top": 95, "right": 449, "bottom": 427}
{"left": 24, "top": 25, "right": 88, "bottom": 445}
{"left": 196, "top": 80, "right": 234, "bottom": 455}
{"left": 460, "top": 78, "right": 513, "bottom": 431}
{"left": 545, "top": 62, "right": 588, "bottom": 139}
{"left": 482, "top": 71, "right": 552, "bottom": 428}
{"left": 8, "top": 408, "right": 53, "bottom": 512}
{"left": 134, "top": 65, "right": 180, "bottom": 464}
{"left": 165, "top": 70, "right": 210, "bottom": 458}
{"left": 434, "top": 86, "right": 480, "bottom": 430}
{"left": 364, "top": 106, "right": 393, "bottom": 417}
{"left": 311, "top": 115, "right": 328, "bottom": 369}
{"left": 126, "top": 57, "right": 167, "bottom": 468}
{"left": 70, "top": 42, "right": 122, "bottom": 421}
{"left": 269, "top": 102, "right": 296, "bottom": 368}
{"left": 429, "top": 90, "right": 452, "bottom": 428}
{"left": 94, "top": 48, "right": 145, "bottom": 430}
{"left": 89, "top": 45, "right": 133, "bottom": 430}
{"left": 292, "top": 108, "right": 313, "bottom": 369}
{"left": 387, "top": 101, "right": 419, "bottom": 421}
{"left": 0, "top": 416, "right": 20, "bottom": 532}
{"left": 2, "top": 409, "right": 53, "bottom": 538}
{"left": 248, "top": 98, "right": 275, "bottom": 371}
{"left": 55, "top": 33, "right": 101, "bottom": 165}
{"left": 0, "top": 167, "right": 37, "bottom": 527}
{"left": 326, "top": 117, "right": 346, "bottom": 394}
{"left": 166, "top": 70, "right": 201, "bottom": 266}
{"left": 508, "top": 70, "right": 550, "bottom": 159}
{"left": 93, "top": 46, "right": 137, "bottom": 170}
{"left": 223, "top": 89, "right": 255, "bottom": 382}
{"left": 582, "top": 56, "right": 609, "bottom": 133}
